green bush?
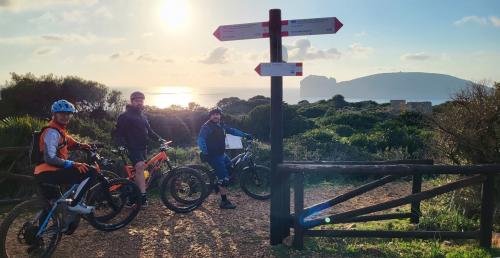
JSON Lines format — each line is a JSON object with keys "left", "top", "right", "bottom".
{"left": 319, "top": 111, "right": 385, "bottom": 131}
{"left": 334, "top": 125, "right": 355, "bottom": 137}
{"left": 297, "top": 105, "right": 328, "bottom": 118}
{"left": 0, "top": 116, "right": 46, "bottom": 148}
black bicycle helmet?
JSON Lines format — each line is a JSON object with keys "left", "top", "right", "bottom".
{"left": 208, "top": 107, "right": 222, "bottom": 116}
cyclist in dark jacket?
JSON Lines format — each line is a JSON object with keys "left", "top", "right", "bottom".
{"left": 198, "top": 107, "right": 251, "bottom": 209}
{"left": 113, "top": 91, "right": 163, "bottom": 206}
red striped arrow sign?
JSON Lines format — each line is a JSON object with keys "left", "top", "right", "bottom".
{"left": 213, "top": 22, "right": 268, "bottom": 41}
{"left": 214, "top": 17, "right": 342, "bottom": 41}
{"left": 255, "top": 63, "right": 303, "bottom": 76}
{"left": 282, "top": 17, "right": 343, "bottom": 37}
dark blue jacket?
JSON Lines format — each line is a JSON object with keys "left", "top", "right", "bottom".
{"left": 113, "top": 105, "right": 161, "bottom": 151}
{"left": 198, "top": 121, "right": 247, "bottom": 156}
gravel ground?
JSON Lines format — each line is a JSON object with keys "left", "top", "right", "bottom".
{"left": 7, "top": 181, "right": 413, "bottom": 258}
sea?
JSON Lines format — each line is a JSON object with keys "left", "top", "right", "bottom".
{"left": 116, "top": 86, "right": 448, "bottom": 109}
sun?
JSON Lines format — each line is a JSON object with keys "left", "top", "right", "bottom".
{"left": 152, "top": 87, "right": 193, "bottom": 109}
{"left": 159, "top": 0, "right": 190, "bottom": 30}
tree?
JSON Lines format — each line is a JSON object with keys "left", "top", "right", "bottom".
{"left": 432, "top": 82, "right": 500, "bottom": 164}
{"left": 0, "top": 73, "right": 116, "bottom": 118}
{"left": 247, "top": 104, "right": 314, "bottom": 140}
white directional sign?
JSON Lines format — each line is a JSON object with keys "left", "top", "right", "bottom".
{"left": 213, "top": 22, "right": 269, "bottom": 41}
{"left": 282, "top": 17, "right": 343, "bottom": 36}
{"left": 214, "top": 17, "right": 342, "bottom": 41}
{"left": 255, "top": 63, "right": 303, "bottom": 76}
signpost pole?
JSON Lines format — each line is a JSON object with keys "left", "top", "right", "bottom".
{"left": 269, "top": 8, "right": 289, "bottom": 245}
{"left": 213, "top": 10, "right": 342, "bottom": 246}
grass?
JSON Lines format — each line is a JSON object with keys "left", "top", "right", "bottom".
{"left": 273, "top": 175, "right": 499, "bottom": 258}
{"left": 271, "top": 217, "right": 498, "bottom": 257}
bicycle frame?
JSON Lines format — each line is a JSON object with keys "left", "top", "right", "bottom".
{"left": 230, "top": 141, "right": 255, "bottom": 171}
{"left": 117, "top": 143, "right": 173, "bottom": 185}
{"left": 36, "top": 184, "right": 79, "bottom": 237}
{"left": 36, "top": 153, "right": 105, "bottom": 237}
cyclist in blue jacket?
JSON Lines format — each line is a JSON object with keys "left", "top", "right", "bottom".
{"left": 198, "top": 107, "right": 252, "bottom": 209}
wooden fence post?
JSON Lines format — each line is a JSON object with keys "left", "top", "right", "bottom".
{"left": 293, "top": 172, "right": 304, "bottom": 249}
{"left": 410, "top": 174, "right": 422, "bottom": 224}
{"left": 479, "top": 174, "right": 495, "bottom": 248}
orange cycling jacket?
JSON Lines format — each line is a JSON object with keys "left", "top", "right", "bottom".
{"left": 34, "top": 120, "right": 79, "bottom": 175}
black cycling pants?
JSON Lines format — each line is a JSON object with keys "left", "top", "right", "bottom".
{"left": 35, "top": 167, "right": 98, "bottom": 206}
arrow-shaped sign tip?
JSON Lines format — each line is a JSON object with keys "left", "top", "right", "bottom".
{"left": 334, "top": 18, "right": 343, "bottom": 33}
{"left": 254, "top": 64, "right": 261, "bottom": 75}
{"left": 213, "top": 27, "right": 222, "bottom": 40}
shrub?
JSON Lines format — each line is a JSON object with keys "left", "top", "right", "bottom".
{"left": 334, "top": 125, "right": 355, "bottom": 137}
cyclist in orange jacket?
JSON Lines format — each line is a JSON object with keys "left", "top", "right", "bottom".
{"left": 34, "top": 100, "right": 95, "bottom": 215}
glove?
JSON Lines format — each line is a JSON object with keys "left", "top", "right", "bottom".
{"left": 73, "top": 162, "right": 90, "bottom": 174}
{"left": 199, "top": 153, "right": 209, "bottom": 163}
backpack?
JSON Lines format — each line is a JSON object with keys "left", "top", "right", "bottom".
{"left": 30, "top": 126, "right": 65, "bottom": 165}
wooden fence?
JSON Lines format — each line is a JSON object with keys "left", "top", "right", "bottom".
{"left": 270, "top": 160, "right": 499, "bottom": 249}
{"left": 0, "top": 146, "right": 35, "bottom": 205}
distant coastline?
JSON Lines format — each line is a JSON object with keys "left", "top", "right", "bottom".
{"left": 115, "top": 86, "right": 449, "bottom": 108}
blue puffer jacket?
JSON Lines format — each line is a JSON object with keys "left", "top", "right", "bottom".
{"left": 198, "top": 120, "right": 248, "bottom": 156}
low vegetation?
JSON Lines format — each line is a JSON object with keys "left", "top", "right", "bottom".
{"left": 0, "top": 73, "right": 499, "bottom": 256}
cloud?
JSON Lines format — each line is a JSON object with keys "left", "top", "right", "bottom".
{"left": 109, "top": 53, "right": 120, "bottom": 60}
{"left": 28, "top": 12, "right": 57, "bottom": 23}
{"left": 108, "top": 50, "right": 173, "bottom": 63}
{"left": 0, "top": 0, "right": 97, "bottom": 11}
{"left": 490, "top": 16, "right": 500, "bottom": 27}
{"left": 33, "top": 47, "right": 55, "bottom": 56}
{"left": 401, "top": 52, "right": 432, "bottom": 61}
{"left": 62, "top": 10, "right": 87, "bottom": 23}
{"left": 142, "top": 32, "right": 154, "bottom": 38}
{"left": 137, "top": 53, "right": 160, "bottom": 63}
{"left": 286, "top": 39, "right": 341, "bottom": 61}
{"left": 348, "top": 43, "right": 373, "bottom": 58}
{"left": 355, "top": 31, "right": 367, "bottom": 37}
{"left": 94, "top": 6, "right": 112, "bottom": 19}
{"left": 454, "top": 16, "right": 488, "bottom": 26}
{"left": 200, "top": 47, "right": 229, "bottom": 64}
{"left": 0, "top": 33, "right": 123, "bottom": 45}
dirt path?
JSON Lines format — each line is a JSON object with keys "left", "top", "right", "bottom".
{"left": 51, "top": 181, "right": 412, "bottom": 258}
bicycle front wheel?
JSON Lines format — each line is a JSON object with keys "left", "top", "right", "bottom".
{"left": 240, "top": 165, "right": 271, "bottom": 200}
{"left": 0, "top": 199, "right": 62, "bottom": 258}
{"left": 159, "top": 167, "right": 207, "bottom": 213}
{"left": 85, "top": 178, "right": 141, "bottom": 232}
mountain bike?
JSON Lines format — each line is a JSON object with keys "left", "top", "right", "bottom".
{"left": 187, "top": 139, "right": 271, "bottom": 201}
{"left": 0, "top": 145, "right": 142, "bottom": 258}
{"left": 110, "top": 140, "right": 207, "bottom": 213}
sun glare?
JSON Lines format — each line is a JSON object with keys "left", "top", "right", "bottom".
{"left": 152, "top": 87, "right": 193, "bottom": 108}
{"left": 159, "top": 0, "right": 190, "bottom": 30}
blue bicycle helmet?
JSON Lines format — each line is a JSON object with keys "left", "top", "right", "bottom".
{"left": 51, "top": 99, "right": 77, "bottom": 113}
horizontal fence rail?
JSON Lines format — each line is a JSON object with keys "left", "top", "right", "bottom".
{"left": 273, "top": 160, "right": 499, "bottom": 250}
{"left": 279, "top": 163, "right": 500, "bottom": 175}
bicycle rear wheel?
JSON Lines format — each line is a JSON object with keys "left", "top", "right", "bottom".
{"left": 85, "top": 178, "right": 141, "bottom": 232}
{"left": 240, "top": 165, "right": 271, "bottom": 200}
{"left": 0, "top": 199, "right": 62, "bottom": 258}
{"left": 159, "top": 167, "right": 207, "bottom": 213}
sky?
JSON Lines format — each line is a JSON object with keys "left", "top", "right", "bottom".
{"left": 1, "top": 0, "right": 499, "bottom": 93}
